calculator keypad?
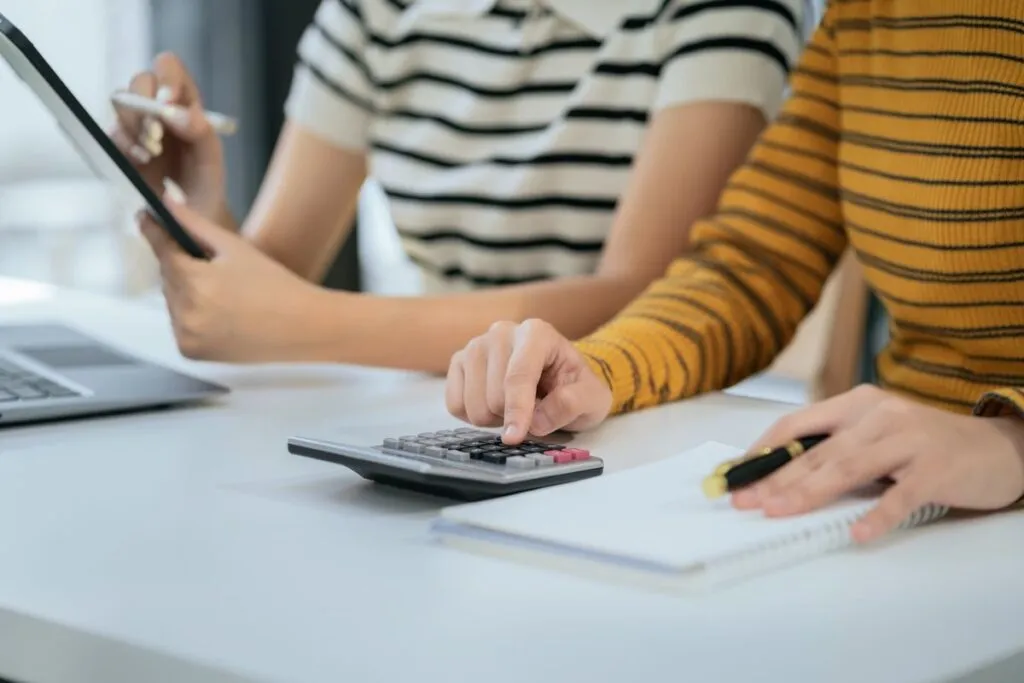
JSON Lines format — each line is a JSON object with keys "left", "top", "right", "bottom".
{"left": 381, "top": 429, "right": 590, "bottom": 469}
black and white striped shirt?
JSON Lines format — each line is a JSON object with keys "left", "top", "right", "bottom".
{"left": 286, "top": 0, "right": 808, "bottom": 292}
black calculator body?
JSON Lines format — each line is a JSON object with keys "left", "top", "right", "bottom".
{"left": 288, "top": 428, "right": 603, "bottom": 501}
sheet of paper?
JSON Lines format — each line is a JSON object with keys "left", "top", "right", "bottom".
{"left": 440, "top": 442, "right": 877, "bottom": 569}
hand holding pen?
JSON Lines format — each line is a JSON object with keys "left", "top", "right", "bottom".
{"left": 703, "top": 385, "right": 1024, "bottom": 544}
{"left": 112, "top": 91, "right": 236, "bottom": 154}
{"left": 108, "top": 52, "right": 235, "bottom": 225}
{"left": 703, "top": 433, "right": 829, "bottom": 498}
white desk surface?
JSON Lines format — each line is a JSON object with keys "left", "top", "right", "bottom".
{"left": 0, "top": 277, "right": 1021, "bottom": 683}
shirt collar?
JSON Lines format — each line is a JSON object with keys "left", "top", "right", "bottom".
{"left": 405, "top": 0, "right": 655, "bottom": 38}
{"left": 545, "top": 1, "right": 645, "bottom": 37}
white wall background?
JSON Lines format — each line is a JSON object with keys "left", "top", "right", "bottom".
{"left": 0, "top": 0, "right": 151, "bottom": 294}
{"left": 0, "top": 0, "right": 149, "bottom": 179}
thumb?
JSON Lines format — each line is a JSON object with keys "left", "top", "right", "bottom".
{"left": 531, "top": 383, "right": 591, "bottom": 436}
{"left": 162, "top": 179, "right": 234, "bottom": 255}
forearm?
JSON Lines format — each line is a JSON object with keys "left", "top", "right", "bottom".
{"left": 247, "top": 209, "right": 357, "bottom": 284}
{"left": 240, "top": 122, "right": 367, "bottom": 282}
{"left": 576, "top": 16, "right": 845, "bottom": 415}
{"left": 214, "top": 200, "right": 240, "bottom": 235}
{"left": 576, "top": 249, "right": 811, "bottom": 413}
{"left": 296, "top": 274, "right": 653, "bottom": 373}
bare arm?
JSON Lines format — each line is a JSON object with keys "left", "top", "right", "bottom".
{"left": 298, "top": 101, "right": 768, "bottom": 373}
{"left": 241, "top": 122, "right": 368, "bottom": 283}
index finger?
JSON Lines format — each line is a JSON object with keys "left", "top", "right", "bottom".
{"left": 151, "top": 53, "right": 212, "bottom": 141}
{"left": 112, "top": 71, "right": 158, "bottom": 141}
{"left": 152, "top": 52, "right": 201, "bottom": 108}
{"left": 501, "top": 326, "right": 555, "bottom": 442}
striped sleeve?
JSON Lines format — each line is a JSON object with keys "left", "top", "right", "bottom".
{"left": 575, "top": 10, "right": 845, "bottom": 415}
{"left": 974, "top": 389, "right": 1024, "bottom": 418}
{"left": 652, "top": 0, "right": 809, "bottom": 120}
{"left": 284, "top": 0, "right": 375, "bottom": 150}
{"left": 975, "top": 391, "right": 1024, "bottom": 510}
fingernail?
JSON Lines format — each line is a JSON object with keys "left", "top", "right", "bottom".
{"left": 156, "top": 85, "right": 174, "bottom": 103}
{"left": 129, "top": 144, "right": 152, "bottom": 164}
{"left": 850, "top": 520, "right": 876, "bottom": 543}
{"left": 163, "top": 107, "right": 191, "bottom": 128}
{"left": 731, "top": 489, "right": 757, "bottom": 508}
{"left": 141, "top": 134, "right": 162, "bottom": 157}
{"left": 163, "top": 178, "right": 187, "bottom": 204}
{"left": 502, "top": 424, "right": 519, "bottom": 441}
{"left": 145, "top": 118, "right": 165, "bottom": 144}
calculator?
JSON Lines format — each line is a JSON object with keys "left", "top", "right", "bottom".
{"left": 287, "top": 427, "right": 604, "bottom": 501}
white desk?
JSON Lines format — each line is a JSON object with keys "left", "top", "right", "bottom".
{"left": 0, "top": 277, "right": 1021, "bottom": 683}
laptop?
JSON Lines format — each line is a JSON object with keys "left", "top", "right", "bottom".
{"left": 0, "top": 14, "right": 227, "bottom": 425}
{"left": 0, "top": 323, "right": 227, "bottom": 426}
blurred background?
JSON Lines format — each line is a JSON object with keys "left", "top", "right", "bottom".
{"left": 0, "top": 0, "right": 415, "bottom": 298}
{"left": 0, "top": 0, "right": 836, "bottom": 403}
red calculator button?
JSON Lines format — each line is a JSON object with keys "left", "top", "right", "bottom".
{"left": 566, "top": 449, "right": 591, "bottom": 461}
{"left": 546, "top": 450, "right": 574, "bottom": 464}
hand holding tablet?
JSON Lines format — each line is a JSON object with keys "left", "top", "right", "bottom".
{"left": 0, "top": 12, "right": 220, "bottom": 259}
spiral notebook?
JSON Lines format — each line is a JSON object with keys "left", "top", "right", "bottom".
{"left": 431, "top": 442, "right": 948, "bottom": 592}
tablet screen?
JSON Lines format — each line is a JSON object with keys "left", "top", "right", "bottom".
{"left": 0, "top": 12, "right": 207, "bottom": 259}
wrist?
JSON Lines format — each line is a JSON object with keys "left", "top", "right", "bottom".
{"left": 990, "top": 416, "right": 1024, "bottom": 503}
{"left": 579, "top": 350, "right": 611, "bottom": 388}
{"left": 281, "top": 286, "right": 354, "bottom": 363}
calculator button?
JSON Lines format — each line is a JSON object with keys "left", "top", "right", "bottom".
{"left": 401, "top": 442, "right": 425, "bottom": 454}
{"left": 503, "top": 449, "right": 525, "bottom": 457}
{"left": 528, "top": 454, "right": 555, "bottom": 467}
{"left": 424, "top": 446, "right": 447, "bottom": 458}
{"left": 477, "top": 452, "right": 508, "bottom": 465}
{"left": 546, "top": 450, "right": 574, "bottom": 464}
{"left": 565, "top": 448, "right": 591, "bottom": 461}
{"left": 382, "top": 438, "right": 401, "bottom": 449}
{"left": 507, "top": 456, "right": 536, "bottom": 469}
{"left": 445, "top": 450, "right": 471, "bottom": 462}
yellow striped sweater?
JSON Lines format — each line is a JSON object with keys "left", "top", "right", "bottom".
{"left": 576, "top": 0, "right": 1024, "bottom": 419}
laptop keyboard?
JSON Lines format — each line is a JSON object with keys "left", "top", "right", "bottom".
{"left": 0, "top": 359, "right": 81, "bottom": 402}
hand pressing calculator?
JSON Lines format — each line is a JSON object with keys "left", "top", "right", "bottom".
{"left": 287, "top": 428, "right": 603, "bottom": 500}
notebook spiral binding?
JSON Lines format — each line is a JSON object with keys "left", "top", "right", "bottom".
{"left": 694, "top": 503, "right": 950, "bottom": 590}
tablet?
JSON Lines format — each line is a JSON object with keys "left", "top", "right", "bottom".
{"left": 0, "top": 12, "right": 208, "bottom": 259}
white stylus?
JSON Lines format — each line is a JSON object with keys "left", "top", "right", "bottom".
{"left": 110, "top": 91, "right": 238, "bottom": 136}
